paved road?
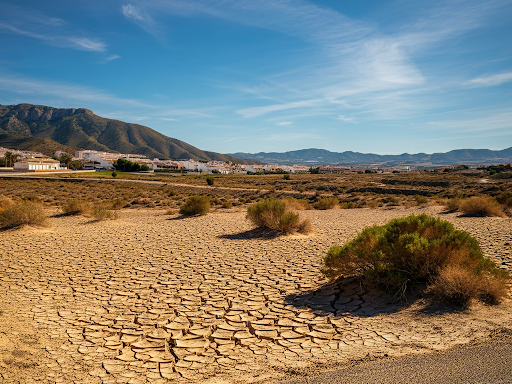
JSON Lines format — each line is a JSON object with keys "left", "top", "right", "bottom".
{"left": 278, "top": 339, "right": 512, "bottom": 384}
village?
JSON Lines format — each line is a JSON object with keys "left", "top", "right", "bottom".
{"left": 0, "top": 147, "right": 424, "bottom": 174}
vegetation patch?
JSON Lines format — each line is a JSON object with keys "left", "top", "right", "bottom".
{"left": 62, "top": 199, "right": 92, "bottom": 216}
{"left": 0, "top": 202, "right": 48, "bottom": 229}
{"left": 459, "top": 196, "right": 505, "bottom": 217}
{"left": 322, "top": 214, "right": 508, "bottom": 306}
{"left": 246, "top": 198, "right": 312, "bottom": 234}
{"left": 313, "top": 197, "right": 339, "bottom": 210}
{"left": 179, "top": 195, "right": 210, "bottom": 216}
{"left": 0, "top": 197, "right": 14, "bottom": 212}
{"left": 91, "top": 207, "right": 118, "bottom": 221}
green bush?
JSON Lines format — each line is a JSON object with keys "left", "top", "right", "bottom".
{"left": 0, "top": 202, "right": 48, "bottom": 229}
{"left": 62, "top": 199, "right": 92, "bottom": 216}
{"left": 313, "top": 197, "right": 338, "bottom": 210}
{"left": 206, "top": 176, "right": 215, "bottom": 186}
{"left": 112, "top": 171, "right": 118, "bottom": 177}
{"left": 246, "top": 198, "right": 312, "bottom": 234}
{"left": 283, "top": 174, "right": 291, "bottom": 180}
{"left": 179, "top": 195, "right": 210, "bottom": 216}
{"left": 322, "top": 214, "right": 508, "bottom": 304}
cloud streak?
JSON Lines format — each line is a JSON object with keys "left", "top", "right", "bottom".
{"left": 0, "top": 6, "right": 107, "bottom": 52}
{"left": 469, "top": 72, "right": 512, "bottom": 87}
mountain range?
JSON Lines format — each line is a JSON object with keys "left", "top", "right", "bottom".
{"left": 229, "top": 147, "right": 512, "bottom": 166}
{"left": 0, "top": 104, "right": 251, "bottom": 163}
{"left": 1, "top": 104, "right": 510, "bottom": 166}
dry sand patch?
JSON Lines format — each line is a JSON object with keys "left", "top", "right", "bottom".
{"left": 0, "top": 206, "right": 511, "bottom": 383}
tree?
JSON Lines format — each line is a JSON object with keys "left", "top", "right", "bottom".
{"left": 68, "top": 160, "right": 83, "bottom": 170}
{"left": 59, "top": 154, "right": 73, "bottom": 167}
{"left": 4, "top": 152, "right": 20, "bottom": 167}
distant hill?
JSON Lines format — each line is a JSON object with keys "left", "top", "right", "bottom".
{"left": 0, "top": 103, "right": 252, "bottom": 163}
{"left": 229, "top": 147, "right": 512, "bottom": 166}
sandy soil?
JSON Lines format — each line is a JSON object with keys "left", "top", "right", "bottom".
{"left": 1, "top": 206, "right": 511, "bottom": 383}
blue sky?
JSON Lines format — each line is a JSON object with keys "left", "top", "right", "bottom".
{"left": 0, "top": 0, "right": 511, "bottom": 155}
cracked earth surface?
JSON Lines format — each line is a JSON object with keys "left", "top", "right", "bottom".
{"left": 1, "top": 206, "right": 511, "bottom": 383}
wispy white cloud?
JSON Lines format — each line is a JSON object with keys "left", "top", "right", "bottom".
{"left": 0, "top": 7, "right": 107, "bottom": 52}
{"left": 122, "top": 4, "right": 159, "bottom": 35}
{"left": 125, "top": 0, "right": 498, "bottom": 122}
{"left": 237, "top": 99, "right": 320, "bottom": 117}
{"left": 336, "top": 115, "right": 355, "bottom": 123}
{"left": 468, "top": 72, "right": 512, "bottom": 87}
{"left": 160, "top": 117, "right": 177, "bottom": 121}
{"left": 67, "top": 37, "right": 107, "bottom": 52}
{"left": 277, "top": 121, "right": 292, "bottom": 126}
{"left": 0, "top": 73, "right": 146, "bottom": 107}
{"left": 266, "top": 132, "right": 321, "bottom": 141}
{"left": 423, "top": 110, "right": 512, "bottom": 133}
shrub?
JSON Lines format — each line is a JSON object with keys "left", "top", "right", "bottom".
{"left": 0, "top": 202, "right": 48, "bottom": 229}
{"left": 62, "top": 199, "right": 92, "bottom": 215}
{"left": 20, "top": 194, "right": 42, "bottom": 204}
{"left": 313, "top": 197, "right": 339, "bottom": 210}
{"left": 206, "top": 176, "right": 215, "bottom": 186}
{"left": 429, "top": 266, "right": 508, "bottom": 306}
{"left": 283, "top": 174, "right": 291, "bottom": 180}
{"left": 221, "top": 201, "right": 233, "bottom": 209}
{"left": 246, "top": 198, "right": 312, "bottom": 234}
{"left": 459, "top": 196, "right": 505, "bottom": 217}
{"left": 322, "top": 214, "right": 508, "bottom": 304}
{"left": 179, "top": 195, "right": 210, "bottom": 216}
{"left": 445, "top": 198, "right": 461, "bottom": 212}
{"left": 0, "top": 197, "right": 14, "bottom": 212}
{"left": 110, "top": 199, "right": 128, "bottom": 210}
{"left": 112, "top": 171, "right": 118, "bottom": 177}
{"left": 283, "top": 197, "right": 309, "bottom": 210}
{"left": 91, "top": 207, "right": 118, "bottom": 221}
{"left": 495, "top": 192, "right": 512, "bottom": 208}
{"left": 414, "top": 195, "right": 428, "bottom": 205}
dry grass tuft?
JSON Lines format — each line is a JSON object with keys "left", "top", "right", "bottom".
{"left": 179, "top": 195, "right": 210, "bottom": 216}
{"left": 429, "top": 266, "right": 508, "bottom": 306}
{"left": 283, "top": 197, "right": 310, "bottom": 210}
{"left": 0, "top": 202, "right": 48, "bottom": 229}
{"left": 459, "top": 196, "right": 505, "bottom": 217}
{"left": 62, "top": 199, "right": 92, "bottom": 216}
{"left": 313, "top": 197, "right": 338, "bottom": 210}
{"left": 0, "top": 197, "right": 14, "bottom": 212}
{"left": 246, "top": 198, "right": 313, "bottom": 234}
{"left": 91, "top": 207, "right": 118, "bottom": 221}
{"left": 445, "top": 198, "right": 461, "bottom": 212}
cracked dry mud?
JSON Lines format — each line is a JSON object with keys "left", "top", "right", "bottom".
{"left": 1, "top": 206, "right": 511, "bottom": 383}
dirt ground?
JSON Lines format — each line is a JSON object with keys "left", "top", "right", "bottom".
{"left": 1, "top": 206, "right": 511, "bottom": 383}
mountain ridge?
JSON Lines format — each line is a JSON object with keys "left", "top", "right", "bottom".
{"left": 0, "top": 103, "right": 252, "bottom": 163}
{"left": 229, "top": 147, "right": 512, "bottom": 166}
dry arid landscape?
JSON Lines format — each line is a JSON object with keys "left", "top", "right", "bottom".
{"left": 1, "top": 172, "right": 512, "bottom": 383}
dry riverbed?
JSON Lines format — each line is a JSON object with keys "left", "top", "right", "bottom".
{"left": 1, "top": 206, "right": 511, "bottom": 383}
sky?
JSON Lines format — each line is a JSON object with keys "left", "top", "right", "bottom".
{"left": 0, "top": 0, "right": 511, "bottom": 155}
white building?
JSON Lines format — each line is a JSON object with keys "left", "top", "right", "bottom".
{"left": 14, "top": 158, "right": 66, "bottom": 172}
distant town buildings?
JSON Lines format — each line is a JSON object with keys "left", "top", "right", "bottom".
{"left": 2, "top": 146, "right": 493, "bottom": 174}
